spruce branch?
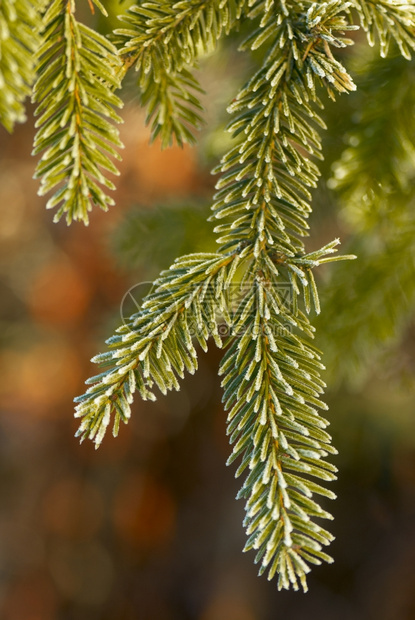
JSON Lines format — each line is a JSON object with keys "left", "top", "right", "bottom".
{"left": 207, "top": 2, "right": 358, "bottom": 589}
{"left": 220, "top": 265, "right": 338, "bottom": 592}
{"left": 351, "top": 0, "right": 415, "bottom": 58}
{"left": 212, "top": 1, "right": 357, "bottom": 261}
{"left": 115, "top": 0, "right": 247, "bottom": 146}
{"left": 75, "top": 0, "right": 358, "bottom": 591}
{"left": 32, "top": 0, "right": 124, "bottom": 225}
{"left": 74, "top": 253, "right": 235, "bottom": 446}
{"left": 0, "top": 0, "right": 42, "bottom": 132}
{"left": 0, "top": 0, "right": 414, "bottom": 593}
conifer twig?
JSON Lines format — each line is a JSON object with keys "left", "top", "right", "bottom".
{"left": 32, "top": 0, "right": 124, "bottom": 225}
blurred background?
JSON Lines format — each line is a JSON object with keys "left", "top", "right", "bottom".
{"left": 1, "top": 6, "right": 415, "bottom": 619}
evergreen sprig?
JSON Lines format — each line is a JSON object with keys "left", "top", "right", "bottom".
{"left": 212, "top": 0, "right": 358, "bottom": 261}
{"left": 115, "top": 0, "right": 246, "bottom": 146}
{"left": 1, "top": 0, "right": 411, "bottom": 593}
{"left": 351, "top": 0, "right": 415, "bottom": 58}
{"left": 219, "top": 241, "right": 347, "bottom": 591}
{"left": 32, "top": 0, "right": 124, "bottom": 225}
{"left": 0, "top": 0, "right": 41, "bottom": 132}
{"left": 208, "top": 1, "right": 358, "bottom": 589}
{"left": 75, "top": 0, "right": 359, "bottom": 591}
{"left": 75, "top": 252, "right": 234, "bottom": 444}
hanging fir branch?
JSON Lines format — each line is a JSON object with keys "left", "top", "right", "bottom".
{"left": 75, "top": 0, "right": 358, "bottom": 591}
{"left": 0, "top": 0, "right": 41, "bottom": 132}
{"left": 75, "top": 253, "right": 234, "bottom": 443}
{"left": 115, "top": 0, "right": 246, "bottom": 146}
{"left": 210, "top": 0, "right": 358, "bottom": 589}
{"left": 32, "top": 0, "right": 124, "bottom": 225}
{"left": 2, "top": 0, "right": 414, "bottom": 592}
{"left": 351, "top": 0, "right": 415, "bottom": 58}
